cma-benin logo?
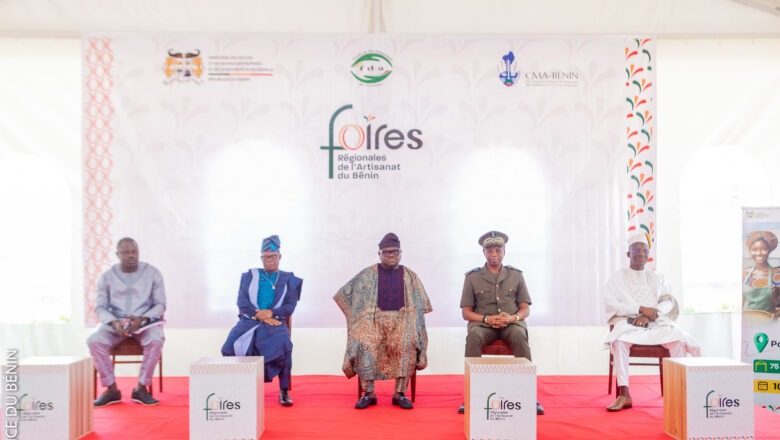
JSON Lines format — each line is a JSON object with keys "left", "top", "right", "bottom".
{"left": 319, "top": 104, "right": 424, "bottom": 179}
{"left": 499, "top": 51, "right": 519, "bottom": 87}
{"left": 351, "top": 51, "right": 392, "bottom": 85}
{"left": 164, "top": 48, "right": 204, "bottom": 84}
{"left": 203, "top": 392, "right": 241, "bottom": 420}
{"left": 703, "top": 390, "right": 739, "bottom": 418}
{"left": 484, "top": 392, "right": 522, "bottom": 420}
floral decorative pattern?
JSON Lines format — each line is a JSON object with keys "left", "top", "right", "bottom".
{"left": 625, "top": 38, "right": 656, "bottom": 266}
{"left": 83, "top": 37, "right": 115, "bottom": 324}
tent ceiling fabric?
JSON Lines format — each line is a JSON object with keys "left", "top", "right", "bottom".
{"left": 0, "top": 0, "right": 779, "bottom": 37}
{"left": 734, "top": 0, "right": 780, "bottom": 15}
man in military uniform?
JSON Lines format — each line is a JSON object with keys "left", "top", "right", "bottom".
{"left": 458, "top": 230, "right": 544, "bottom": 415}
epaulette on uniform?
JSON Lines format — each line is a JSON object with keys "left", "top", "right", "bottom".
{"left": 465, "top": 267, "right": 481, "bottom": 276}
{"left": 505, "top": 265, "right": 523, "bottom": 273}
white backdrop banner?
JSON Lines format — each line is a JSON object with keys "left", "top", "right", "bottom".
{"left": 82, "top": 34, "right": 657, "bottom": 328}
{"left": 741, "top": 207, "right": 780, "bottom": 412}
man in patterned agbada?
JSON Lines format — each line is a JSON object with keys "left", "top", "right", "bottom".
{"left": 334, "top": 233, "right": 432, "bottom": 410}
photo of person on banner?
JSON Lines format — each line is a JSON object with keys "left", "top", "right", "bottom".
{"left": 742, "top": 230, "right": 780, "bottom": 320}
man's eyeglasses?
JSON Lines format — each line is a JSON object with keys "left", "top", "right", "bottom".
{"left": 628, "top": 249, "right": 650, "bottom": 255}
{"left": 261, "top": 253, "right": 280, "bottom": 261}
{"left": 380, "top": 249, "right": 401, "bottom": 257}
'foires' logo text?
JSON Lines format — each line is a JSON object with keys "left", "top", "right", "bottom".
{"left": 16, "top": 394, "right": 54, "bottom": 422}
{"left": 203, "top": 393, "right": 241, "bottom": 421}
{"left": 484, "top": 392, "right": 522, "bottom": 421}
{"left": 320, "top": 104, "right": 423, "bottom": 180}
{"left": 703, "top": 390, "right": 740, "bottom": 419}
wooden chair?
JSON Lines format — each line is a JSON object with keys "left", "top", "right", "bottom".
{"left": 607, "top": 325, "right": 670, "bottom": 396}
{"left": 285, "top": 315, "right": 292, "bottom": 390}
{"left": 93, "top": 338, "right": 163, "bottom": 397}
{"left": 481, "top": 339, "right": 515, "bottom": 356}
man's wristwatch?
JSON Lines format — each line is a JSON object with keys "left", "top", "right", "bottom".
{"left": 141, "top": 317, "right": 149, "bottom": 325}
{"left": 482, "top": 315, "right": 488, "bottom": 324}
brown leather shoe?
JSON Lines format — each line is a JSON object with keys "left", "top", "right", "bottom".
{"left": 606, "top": 395, "right": 632, "bottom": 411}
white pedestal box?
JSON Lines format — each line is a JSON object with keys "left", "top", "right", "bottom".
{"left": 464, "top": 357, "right": 536, "bottom": 440}
{"left": 6, "top": 356, "right": 94, "bottom": 440}
{"left": 663, "top": 357, "right": 754, "bottom": 440}
{"left": 189, "top": 356, "right": 264, "bottom": 440}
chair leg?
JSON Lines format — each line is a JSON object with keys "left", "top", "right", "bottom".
{"left": 93, "top": 368, "right": 98, "bottom": 398}
{"left": 357, "top": 379, "right": 362, "bottom": 399}
{"left": 411, "top": 372, "right": 416, "bottom": 403}
{"left": 658, "top": 358, "right": 664, "bottom": 396}
{"left": 158, "top": 356, "right": 163, "bottom": 393}
{"left": 608, "top": 352, "right": 614, "bottom": 395}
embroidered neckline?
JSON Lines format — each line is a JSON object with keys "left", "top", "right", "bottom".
{"left": 260, "top": 271, "right": 280, "bottom": 290}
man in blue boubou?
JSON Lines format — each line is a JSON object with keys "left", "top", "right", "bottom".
{"left": 221, "top": 234, "right": 303, "bottom": 407}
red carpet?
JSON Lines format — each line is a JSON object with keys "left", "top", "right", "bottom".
{"left": 85, "top": 375, "right": 780, "bottom": 439}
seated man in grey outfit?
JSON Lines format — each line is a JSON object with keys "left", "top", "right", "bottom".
{"left": 87, "top": 237, "right": 166, "bottom": 407}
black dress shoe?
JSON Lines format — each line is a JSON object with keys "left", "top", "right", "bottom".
{"left": 94, "top": 389, "right": 121, "bottom": 407}
{"left": 279, "top": 389, "right": 293, "bottom": 407}
{"left": 536, "top": 401, "right": 544, "bottom": 415}
{"left": 355, "top": 394, "right": 377, "bottom": 409}
{"left": 457, "top": 403, "right": 464, "bottom": 414}
{"left": 391, "top": 393, "right": 413, "bottom": 409}
{"left": 131, "top": 386, "right": 159, "bottom": 406}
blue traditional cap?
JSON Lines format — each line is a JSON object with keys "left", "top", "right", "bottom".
{"left": 479, "top": 230, "right": 508, "bottom": 247}
{"left": 378, "top": 232, "right": 401, "bottom": 249}
{"left": 261, "top": 234, "right": 281, "bottom": 252}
